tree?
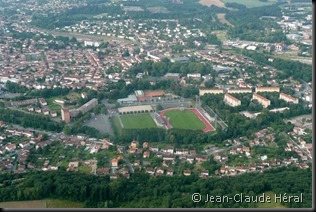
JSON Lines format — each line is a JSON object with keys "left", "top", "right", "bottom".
{"left": 63, "top": 125, "right": 72, "bottom": 135}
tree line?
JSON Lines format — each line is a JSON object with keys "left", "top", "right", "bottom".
{"left": 0, "top": 166, "right": 311, "bottom": 208}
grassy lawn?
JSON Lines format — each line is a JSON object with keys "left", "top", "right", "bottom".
{"left": 112, "top": 116, "right": 123, "bottom": 135}
{"left": 120, "top": 113, "right": 157, "bottom": 129}
{"left": 221, "top": 0, "right": 278, "bottom": 8}
{"left": 256, "top": 191, "right": 287, "bottom": 208}
{"left": 78, "top": 165, "right": 92, "bottom": 174}
{"left": 164, "top": 110, "right": 205, "bottom": 130}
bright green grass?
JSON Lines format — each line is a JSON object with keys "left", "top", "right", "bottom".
{"left": 256, "top": 191, "right": 287, "bottom": 208}
{"left": 221, "top": 0, "right": 278, "bottom": 8}
{"left": 120, "top": 113, "right": 157, "bottom": 129}
{"left": 164, "top": 110, "right": 205, "bottom": 130}
{"left": 112, "top": 116, "right": 123, "bottom": 135}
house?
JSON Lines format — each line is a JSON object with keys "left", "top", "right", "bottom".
{"left": 27, "top": 105, "right": 34, "bottom": 111}
{"left": 131, "top": 140, "right": 138, "bottom": 148}
{"left": 143, "top": 151, "right": 150, "bottom": 158}
{"left": 220, "top": 167, "right": 227, "bottom": 174}
{"left": 166, "top": 169, "right": 174, "bottom": 176}
{"left": 242, "top": 146, "right": 250, "bottom": 153}
{"left": 183, "top": 169, "right": 191, "bottom": 176}
{"left": 128, "top": 148, "right": 137, "bottom": 154}
{"left": 145, "top": 168, "right": 155, "bottom": 175}
{"left": 214, "top": 154, "right": 221, "bottom": 161}
{"left": 68, "top": 161, "right": 79, "bottom": 168}
{"left": 175, "top": 148, "right": 189, "bottom": 155}
{"left": 149, "top": 146, "right": 159, "bottom": 152}
{"left": 230, "top": 149, "right": 237, "bottom": 155}
{"left": 81, "top": 92, "right": 88, "bottom": 99}
{"left": 39, "top": 98, "right": 47, "bottom": 106}
{"left": 42, "top": 109, "right": 49, "bottom": 115}
{"left": 156, "top": 167, "right": 164, "bottom": 175}
{"left": 111, "top": 158, "right": 119, "bottom": 167}
{"left": 179, "top": 154, "right": 187, "bottom": 160}
{"left": 200, "top": 170, "right": 209, "bottom": 178}
{"left": 133, "top": 160, "right": 140, "bottom": 166}
{"left": 196, "top": 155, "right": 208, "bottom": 163}
{"left": 50, "top": 111, "right": 57, "bottom": 117}
{"left": 0, "top": 121, "right": 6, "bottom": 127}
{"left": 236, "top": 166, "right": 247, "bottom": 173}
{"left": 162, "top": 154, "right": 176, "bottom": 161}
{"left": 162, "top": 146, "right": 174, "bottom": 154}
{"left": 143, "top": 142, "right": 149, "bottom": 149}
{"left": 162, "top": 160, "right": 171, "bottom": 167}
{"left": 5, "top": 144, "right": 16, "bottom": 152}
{"left": 35, "top": 107, "right": 41, "bottom": 113}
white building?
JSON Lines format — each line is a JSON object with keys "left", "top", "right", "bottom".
{"left": 224, "top": 94, "right": 241, "bottom": 107}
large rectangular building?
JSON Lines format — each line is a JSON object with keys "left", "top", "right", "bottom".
{"left": 228, "top": 88, "right": 252, "bottom": 94}
{"left": 70, "top": 98, "right": 98, "bottom": 117}
{"left": 61, "top": 108, "right": 71, "bottom": 123}
{"left": 255, "top": 86, "right": 280, "bottom": 93}
{"left": 199, "top": 89, "right": 224, "bottom": 96}
{"left": 279, "top": 92, "right": 299, "bottom": 104}
{"left": 224, "top": 94, "right": 241, "bottom": 107}
{"left": 252, "top": 93, "right": 271, "bottom": 108}
{"left": 10, "top": 98, "right": 38, "bottom": 107}
{"left": 77, "top": 98, "right": 98, "bottom": 114}
{"left": 118, "top": 105, "right": 153, "bottom": 114}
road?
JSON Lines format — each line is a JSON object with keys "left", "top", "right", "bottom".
{"left": 122, "top": 147, "right": 134, "bottom": 173}
{"left": 11, "top": 124, "right": 63, "bottom": 137}
{"left": 12, "top": 149, "right": 22, "bottom": 173}
{"left": 281, "top": 132, "right": 312, "bottom": 161}
{"left": 294, "top": 80, "right": 312, "bottom": 98}
{"left": 204, "top": 142, "right": 241, "bottom": 155}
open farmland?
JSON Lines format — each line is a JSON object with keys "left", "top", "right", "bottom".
{"left": 199, "top": 0, "right": 225, "bottom": 8}
{"left": 0, "top": 199, "right": 84, "bottom": 208}
{"left": 120, "top": 113, "right": 157, "bottom": 129}
{"left": 221, "top": 0, "right": 278, "bottom": 8}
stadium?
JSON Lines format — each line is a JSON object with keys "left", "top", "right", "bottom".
{"left": 114, "top": 103, "right": 215, "bottom": 133}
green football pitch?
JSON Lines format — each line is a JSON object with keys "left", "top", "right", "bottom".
{"left": 164, "top": 110, "right": 205, "bottom": 130}
{"left": 120, "top": 113, "right": 157, "bottom": 129}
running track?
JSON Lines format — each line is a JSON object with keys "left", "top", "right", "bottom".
{"left": 159, "top": 107, "right": 215, "bottom": 133}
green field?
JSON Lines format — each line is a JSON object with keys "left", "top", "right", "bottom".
{"left": 120, "top": 113, "right": 157, "bottom": 129}
{"left": 0, "top": 199, "right": 84, "bottom": 208}
{"left": 256, "top": 191, "right": 287, "bottom": 208}
{"left": 221, "top": 0, "right": 278, "bottom": 8}
{"left": 164, "top": 110, "right": 205, "bottom": 130}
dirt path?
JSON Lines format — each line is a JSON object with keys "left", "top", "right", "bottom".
{"left": 217, "top": 13, "right": 233, "bottom": 27}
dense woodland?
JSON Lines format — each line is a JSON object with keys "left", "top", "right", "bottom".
{"left": 226, "top": 4, "right": 288, "bottom": 43}
{"left": 0, "top": 166, "right": 311, "bottom": 208}
{"left": 0, "top": 107, "right": 64, "bottom": 132}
